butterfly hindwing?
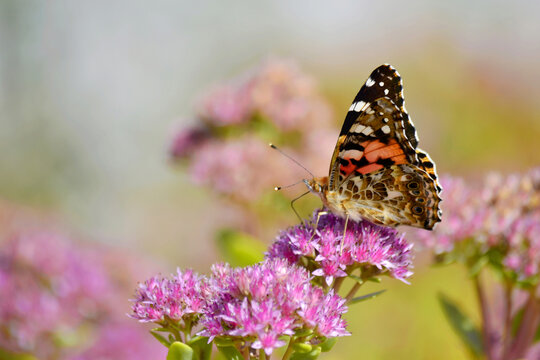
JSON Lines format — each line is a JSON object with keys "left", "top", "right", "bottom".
{"left": 330, "top": 164, "right": 442, "bottom": 229}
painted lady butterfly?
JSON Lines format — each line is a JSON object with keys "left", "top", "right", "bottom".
{"left": 304, "top": 64, "right": 442, "bottom": 230}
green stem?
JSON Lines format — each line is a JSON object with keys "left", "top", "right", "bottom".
{"left": 260, "top": 349, "right": 268, "bottom": 360}
{"left": 170, "top": 327, "right": 184, "bottom": 343}
{"left": 345, "top": 282, "right": 362, "bottom": 303}
{"left": 500, "top": 281, "right": 514, "bottom": 360}
{"left": 184, "top": 318, "right": 193, "bottom": 342}
{"left": 332, "top": 277, "right": 345, "bottom": 293}
{"left": 281, "top": 337, "right": 295, "bottom": 360}
{"left": 508, "top": 289, "right": 540, "bottom": 360}
{"left": 241, "top": 343, "right": 250, "bottom": 360}
{"left": 473, "top": 275, "right": 494, "bottom": 360}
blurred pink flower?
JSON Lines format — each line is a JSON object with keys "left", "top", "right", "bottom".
{"left": 417, "top": 168, "right": 540, "bottom": 280}
{"left": 188, "top": 137, "right": 299, "bottom": 202}
{"left": 169, "top": 127, "right": 209, "bottom": 159}
{"left": 170, "top": 58, "right": 337, "bottom": 202}
{"left": 0, "top": 208, "right": 165, "bottom": 360}
{"left": 199, "top": 82, "right": 254, "bottom": 126}
{"left": 249, "top": 59, "right": 331, "bottom": 131}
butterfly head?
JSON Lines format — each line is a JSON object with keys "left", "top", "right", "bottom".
{"left": 303, "top": 177, "right": 328, "bottom": 197}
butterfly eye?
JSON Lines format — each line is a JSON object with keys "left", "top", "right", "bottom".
{"left": 412, "top": 206, "right": 424, "bottom": 214}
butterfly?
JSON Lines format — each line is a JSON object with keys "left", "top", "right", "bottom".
{"left": 304, "top": 64, "right": 442, "bottom": 230}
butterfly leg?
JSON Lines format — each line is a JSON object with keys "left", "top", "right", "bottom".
{"left": 340, "top": 213, "right": 349, "bottom": 255}
{"left": 314, "top": 210, "right": 329, "bottom": 228}
{"left": 310, "top": 210, "right": 329, "bottom": 241}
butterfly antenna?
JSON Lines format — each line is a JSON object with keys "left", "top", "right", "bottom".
{"left": 269, "top": 143, "right": 314, "bottom": 178}
{"left": 274, "top": 179, "right": 304, "bottom": 191}
{"left": 290, "top": 190, "right": 310, "bottom": 222}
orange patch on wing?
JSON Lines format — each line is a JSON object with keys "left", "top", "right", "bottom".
{"left": 357, "top": 163, "right": 384, "bottom": 174}
{"left": 340, "top": 159, "right": 356, "bottom": 176}
{"left": 362, "top": 138, "right": 408, "bottom": 165}
{"left": 390, "top": 154, "right": 407, "bottom": 163}
{"left": 339, "top": 139, "right": 409, "bottom": 177}
{"left": 363, "top": 140, "right": 387, "bottom": 154}
{"left": 365, "top": 143, "right": 403, "bottom": 162}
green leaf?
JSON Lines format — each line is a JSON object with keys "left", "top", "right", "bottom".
{"left": 347, "top": 274, "right": 364, "bottom": 284}
{"left": 216, "top": 229, "right": 266, "bottom": 266}
{"left": 213, "top": 337, "right": 234, "bottom": 347}
{"left": 348, "top": 290, "right": 386, "bottom": 305}
{"left": 167, "top": 342, "right": 194, "bottom": 360}
{"left": 289, "top": 346, "right": 321, "bottom": 360}
{"left": 292, "top": 343, "right": 313, "bottom": 353}
{"left": 152, "top": 327, "right": 172, "bottom": 332}
{"left": 151, "top": 330, "right": 172, "bottom": 347}
{"left": 319, "top": 337, "right": 337, "bottom": 352}
{"left": 216, "top": 344, "right": 244, "bottom": 360}
{"left": 294, "top": 328, "right": 314, "bottom": 337}
{"left": 438, "top": 293, "right": 484, "bottom": 357}
{"left": 188, "top": 336, "right": 212, "bottom": 360}
{"left": 366, "top": 277, "right": 381, "bottom": 283}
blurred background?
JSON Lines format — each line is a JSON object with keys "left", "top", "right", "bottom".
{"left": 1, "top": 1, "right": 539, "bottom": 359}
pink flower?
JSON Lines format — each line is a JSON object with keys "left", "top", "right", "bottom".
{"left": 267, "top": 210, "right": 414, "bottom": 284}
{"left": 198, "top": 259, "right": 349, "bottom": 355}
{"left": 130, "top": 269, "right": 208, "bottom": 323}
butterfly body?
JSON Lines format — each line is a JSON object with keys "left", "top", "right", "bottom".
{"left": 306, "top": 64, "right": 442, "bottom": 230}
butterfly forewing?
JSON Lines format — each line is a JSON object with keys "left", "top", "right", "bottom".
{"left": 329, "top": 98, "right": 416, "bottom": 189}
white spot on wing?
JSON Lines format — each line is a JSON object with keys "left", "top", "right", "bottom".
{"left": 361, "top": 126, "right": 374, "bottom": 136}
{"left": 384, "top": 89, "right": 389, "bottom": 95}
{"left": 379, "top": 81, "right": 384, "bottom": 86}
{"left": 381, "top": 125, "right": 391, "bottom": 134}
{"left": 351, "top": 124, "right": 366, "bottom": 133}
{"left": 354, "top": 101, "right": 366, "bottom": 112}
{"left": 340, "top": 149, "right": 364, "bottom": 159}
{"left": 366, "top": 77, "right": 375, "bottom": 87}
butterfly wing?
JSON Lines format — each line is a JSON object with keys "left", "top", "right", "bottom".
{"left": 327, "top": 64, "right": 442, "bottom": 229}
{"left": 338, "top": 64, "right": 418, "bottom": 147}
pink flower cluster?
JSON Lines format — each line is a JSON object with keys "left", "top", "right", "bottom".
{"left": 196, "top": 58, "right": 331, "bottom": 131}
{"left": 417, "top": 168, "right": 540, "bottom": 281}
{"left": 131, "top": 269, "right": 208, "bottom": 324}
{"left": 266, "top": 210, "right": 413, "bottom": 285}
{"left": 0, "top": 231, "right": 110, "bottom": 355}
{"left": 0, "top": 225, "right": 165, "bottom": 359}
{"left": 201, "top": 260, "right": 349, "bottom": 355}
{"left": 169, "top": 58, "right": 337, "bottom": 202}
{"left": 131, "top": 260, "right": 349, "bottom": 356}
